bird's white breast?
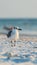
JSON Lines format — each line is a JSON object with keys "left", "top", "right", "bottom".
{"left": 10, "top": 29, "right": 19, "bottom": 41}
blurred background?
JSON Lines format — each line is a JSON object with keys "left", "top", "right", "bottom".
{"left": 0, "top": 19, "right": 37, "bottom": 35}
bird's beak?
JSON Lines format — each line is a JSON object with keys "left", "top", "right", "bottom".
{"left": 14, "top": 27, "right": 22, "bottom": 31}
{"left": 18, "top": 28, "right": 22, "bottom": 31}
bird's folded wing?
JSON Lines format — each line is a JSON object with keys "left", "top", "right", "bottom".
{"left": 3, "top": 26, "right": 12, "bottom": 30}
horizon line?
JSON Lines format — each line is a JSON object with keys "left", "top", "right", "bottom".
{"left": 0, "top": 18, "right": 37, "bottom": 20}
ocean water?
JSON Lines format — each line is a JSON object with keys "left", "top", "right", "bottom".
{"left": 0, "top": 19, "right": 37, "bottom": 34}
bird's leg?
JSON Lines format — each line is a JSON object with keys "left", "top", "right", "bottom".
{"left": 11, "top": 41, "right": 12, "bottom": 43}
{"left": 11, "top": 40, "right": 16, "bottom": 47}
{"left": 10, "top": 40, "right": 14, "bottom": 47}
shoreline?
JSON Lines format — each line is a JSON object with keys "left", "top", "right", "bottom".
{"left": 0, "top": 34, "right": 37, "bottom": 42}
{"left": 20, "top": 33, "right": 37, "bottom": 37}
{"left": 20, "top": 34, "right": 37, "bottom": 42}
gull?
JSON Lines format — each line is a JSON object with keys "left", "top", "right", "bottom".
{"left": 3, "top": 26, "right": 22, "bottom": 43}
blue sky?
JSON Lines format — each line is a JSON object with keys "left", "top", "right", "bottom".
{"left": 0, "top": 0, "right": 37, "bottom": 18}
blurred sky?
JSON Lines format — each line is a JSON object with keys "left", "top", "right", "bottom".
{"left": 0, "top": 0, "right": 37, "bottom": 18}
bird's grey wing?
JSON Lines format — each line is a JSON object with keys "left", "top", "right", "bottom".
{"left": 3, "top": 26, "right": 11, "bottom": 30}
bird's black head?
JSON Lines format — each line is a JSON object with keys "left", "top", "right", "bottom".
{"left": 14, "top": 27, "right": 22, "bottom": 31}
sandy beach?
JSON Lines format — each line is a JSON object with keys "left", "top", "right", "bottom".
{"left": 20, "top": 36, "right": 37, "bottom": 42}
{"left": 0, "top": 34, "right": 37, "bottom": 65}
{"left": 0, "top": 34, "right": 37, "bottom": 42}
{"left": 19, "top": 34, "right": 37, "bottom": 42}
